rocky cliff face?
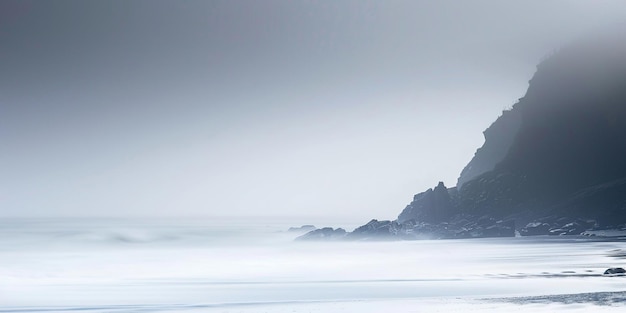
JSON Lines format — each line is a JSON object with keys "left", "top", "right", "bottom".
{"left": 396, "top": 33, "right": 626, "bottom": 236}
{"left": 300, "top": 33, "right": 626, "bottom": 241}
{"left": 456, "top": 109, "right": 521, "bottom": 189}
{"left": 397, "top": 182, "right": 457, "bottom": 224}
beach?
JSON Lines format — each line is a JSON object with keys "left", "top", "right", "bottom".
{"left": 1, "top": 218, "right": 625, "bottom": 312}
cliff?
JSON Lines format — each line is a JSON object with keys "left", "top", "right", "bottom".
{"left": 396, "top": 33, "right": 626, "bottom": 235}
{"left": 299, "top": 32, "right": 626, "bottom": 241}
{"left": 456, "top": 109, "right": 521, "bottom": 189}
{"left": 397, "top": 182, "right": 456, "bottom": 224}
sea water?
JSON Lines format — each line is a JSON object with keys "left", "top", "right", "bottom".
{"left": 1, "top": 217, "right": 625, "bottom": 312}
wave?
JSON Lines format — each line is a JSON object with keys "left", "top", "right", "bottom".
{"left": 0, "top": 218, "right": 303, "bottom": 250}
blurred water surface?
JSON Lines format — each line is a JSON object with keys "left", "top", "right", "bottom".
{"left": 1, "top": 217, "right": 625, "bottom": 312}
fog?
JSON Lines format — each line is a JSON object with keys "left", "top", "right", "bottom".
{"left": 2, "top": 0, "right": 626, "bottom": 218}
{"left": 2, "top": 217, "right": 625, "bottom": 312}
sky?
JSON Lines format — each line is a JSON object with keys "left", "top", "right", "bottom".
{"left": 2, "top": 0, "right": 626, "bottom": 220}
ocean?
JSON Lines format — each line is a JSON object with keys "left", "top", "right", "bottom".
{"left": 1, "top": 217, "right": 625, "bottom": 312}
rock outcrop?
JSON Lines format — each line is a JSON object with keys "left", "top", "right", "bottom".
{"left": 348, "top": 219, "right": 402, "bottom": 239}
{"left": 295, "top": 227, "right": 346, "bottom": 241}
{"left": 397, "top": 182, "right": 457, "bottom": 224}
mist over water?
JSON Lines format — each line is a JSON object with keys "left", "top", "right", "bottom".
{"left": 2, "top": 218, "right": 625, "bottom": 312}
{"left": 4, "top": 2, "right": 626, "bottom": 312}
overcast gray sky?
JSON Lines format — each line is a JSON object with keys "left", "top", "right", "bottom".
{"left": 2, "top": 0, "right": 626, "bottom": 220}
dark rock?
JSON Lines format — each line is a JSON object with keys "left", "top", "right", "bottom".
{"left": 397, "top": 182, "right": 458, "bottom": 224}
{"left": 520, "top": 217, "right": 597, "bottom": 236}
{"left": 483, "top": 220, "right": 516, "bottom": 237}
{"left": 518, "top": 222, "right": 549, "bottom": 236}
{"left": 448, "top": 217, "right": 515, "bottom": 238}
{"left": 343, "top": 214, "right": 516, "bottom": 241}
{"left": 457, "top": 109, "right": 522, "bottom": 189}
{"left": 295, "top": 227, "right": 346, "bottom": 241}
{"left": 476, "top": 216, "right": 495, "bottom": 227}
{"left": 349, "top": 219, "right": 401, "bottom": 239}
{"left": 547, "top": 228, "right": 568, "bottom": 236}
{"left": 549, "top": 178, "right": 626, "bottom": 228}
{"left": 550, "top": 220, "right": 589, "bottom": 236}
{"left": 603, "top": 267, "right": 626, "bottom": 275}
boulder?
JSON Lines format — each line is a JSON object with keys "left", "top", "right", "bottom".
{"left": 603, "top": 267, "right": 626, "bottom": 275}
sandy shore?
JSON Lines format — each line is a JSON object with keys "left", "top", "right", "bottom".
{"left": 5, "top": 292, "right": 626, "bottom": 313}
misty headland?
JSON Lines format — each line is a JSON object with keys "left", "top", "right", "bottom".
{"left": 299, "top": 32, "right": 626, "bottom": 241}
